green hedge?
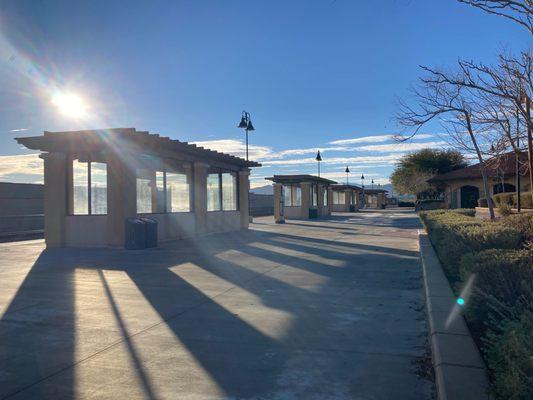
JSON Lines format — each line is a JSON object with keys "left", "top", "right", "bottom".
{"left": 493, "top": 191, "right": 533, "bottom": 209}
{"left": 485, "top": 310, "right": 533, "bottom": 400}
{"left": 459, "top": 249, "right": 532, "bottom": 338}
{"left": 421, "top": 211, "right": 533, "bottom": 399}
{"left": 420, "top": 210, "right": 521, "bottom": 283}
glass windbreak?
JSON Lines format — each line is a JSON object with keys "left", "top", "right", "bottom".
{"left": 222, "top": 173, "right": 237, "bottom": 211}
{"left": 283, "top": 185, "right": 292, "bottom": 206}
{"left": 167, "top": 172, "right": 190, "bottom": 212}
{"left": 311, "top": 184, "right": 318, "bottom": 206}
{"left": 136, "top": 170, "right": 153, "bottom": 213}
{"left": 207, "top": 173, "right": 221, "bottom": 211}
{"left": 293, "top": 186, "right": 302, "bottom": 206}
{"left": 90, "top": 162, "right": 107, "bottom": 214}
{"left": 72, "top": 159, "right": 89, "bottom": 215}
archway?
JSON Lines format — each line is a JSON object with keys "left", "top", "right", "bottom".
{"left": 493, "top": 183, "right": 516, "bottom": 194}
{"left": 460, "top": 185, "right": 480, "bottom": 208}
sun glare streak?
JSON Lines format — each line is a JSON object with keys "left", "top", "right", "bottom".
{"left": 445, "top": 273, "right": 476, "bottom": 329}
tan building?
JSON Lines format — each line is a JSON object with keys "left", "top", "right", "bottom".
{"left": 329, "top": 184, "right": 363, "bottom": 212}
{"left": 362, "top": 188, "right": 388, "bottom": 209}
{"left": 16, "top": 128, "right": 260, "bottom": 248}
{"left": 265, "top": 175, "right": 336, "bottom": 223}
{"left": 428, "top": 152, "right": 531, "bottom": 209}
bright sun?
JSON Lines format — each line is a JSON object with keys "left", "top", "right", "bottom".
{"left": 52, "top": 92, "right": 87, "bottom": 118}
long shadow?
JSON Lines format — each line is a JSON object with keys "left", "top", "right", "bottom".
{"left": 0, "top": 249, "right": 75, "bottom": 399}
{"left": 0, "top": 213, "right": 430, "bottom": 399}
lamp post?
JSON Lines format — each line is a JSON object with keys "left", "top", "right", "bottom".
{"left": 361, "top": 173, "right": 365, "bottom": 208}
{"left": 237, "top": 111, "right": 255, "bottom": 161}
{"left": 316, "top": 150, "right": 322, "bottom": 177}
{"left": 345, "top": 166, "right": 350, "bottom": 185}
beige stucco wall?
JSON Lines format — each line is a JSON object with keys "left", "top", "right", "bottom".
{"left": 65, "top": 215, "right": 108, "bottom": 247}
{"left": 442, "top": 176, "right": 531, "bottom": 208}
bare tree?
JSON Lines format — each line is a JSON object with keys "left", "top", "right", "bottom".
{"left": 458, "top": 0, "right": 533, "bottom": 34}
{"left": 397, "top": 68, "right": 497, "bottom": 218}
{"left": 419, "top": 51, "right": 533, "bottom": 204}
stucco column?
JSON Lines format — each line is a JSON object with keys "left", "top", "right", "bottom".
{"left": 317, "top": 184, "right": 324, "bottom": 216}
{"left": 327, "top": 187, "right": 333, "bottom": 215}
{"left": 273, "top": 183, "right": 285, "bottom": 223}
{"left": 193, "top": 162, "right": 209, "bottom": 235}
{"left": 238, "top": 169, "right": 250, "bottom": 229}
{"left": 40, "top": 152, "right": 67, "bottom": 247}
{"left": 300, "top": 182, "right": 311, "bottom": 219}
{"left": 106, "top": 157, "right": 136, "bottom": 247}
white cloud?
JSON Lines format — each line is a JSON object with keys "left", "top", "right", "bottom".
{"left": 262, "top": 154, "right": 405, "bottom": 166}
{"left": 329, "top": 133, "right": 433, "bottom": 145}
{"left": 8, "top": 128, "right": 29, "bottom": 133}
{"left": 0, "top": 153, "right": 43, "bottom": 183}
{"left": 191, "top": 139, "right": 273, "bottom": 160}
{"left": 357, "top": 141, "right": 447, "bottom": 153}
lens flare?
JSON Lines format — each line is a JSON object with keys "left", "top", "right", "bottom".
{"left": 52, "top": 92, "right": 87, "bottom": 118}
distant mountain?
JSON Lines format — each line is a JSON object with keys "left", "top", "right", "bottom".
{"left": 250, "top": 184, "right": 273, "bottom": 195}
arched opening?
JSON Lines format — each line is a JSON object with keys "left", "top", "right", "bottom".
{"left": 460, "top": 185, "right": 480, "bottom": 208}
{"left": 493, "top": 183, "right": 516, "bottom": 194}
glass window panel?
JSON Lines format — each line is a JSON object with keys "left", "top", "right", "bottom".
{"left": 153, "top": 171, "right": 165, "bottom": 213}
{"left": 167, "top": 172, "right": 190, "bottom": 212}
{"left": 90, "top": 162, "right": 107, "bottom": 215}
{"left": 323, "top": 187, "right": 328, "bottom": 206}
{"left": 222, "top": 173, "right": 237, "bottom": 211}
{"left": 283, "top": 185, "right": 292, "bottom": 206}
{"left": 136, "top": 169, "right": 153, "bottom": 213}
{"left": 339, "top": 192, "right": 345, "bottom": 204}
{"left": 207, "top": 173, "right": 221, "bottom": 211}
{"left": 72, "top": 159, "right": 88, "bottom": 215}
{"left": 311, "top": 185, "right": 318, "bottom": 206}
{"left": 293, "top": 186, "right": 302, "bottom": 206}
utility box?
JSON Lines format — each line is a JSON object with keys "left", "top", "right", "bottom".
{"left": 140, "top": 217, "right": 158, "bottom": 248}
{"left": 125, "top": 218, "right": 146, "bottom": 250}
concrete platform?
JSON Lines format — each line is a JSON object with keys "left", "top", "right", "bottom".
{"left": 0, "top": 210, "right": 434, "bottom": 399}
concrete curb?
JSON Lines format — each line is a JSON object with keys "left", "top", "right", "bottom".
{"left": 418, "top": 230, "right": 491, "bottom": 400}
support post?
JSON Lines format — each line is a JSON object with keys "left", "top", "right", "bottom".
{"left": 238, "top": 169, "right": 250, "bottom": 229}
{"left": 106, "top": 156, "right": 136, "bottom": 247}
{"left": 193, "top": 162, "right": 209, "bottom": 235}
{"left": 41, "top": 152, "right": 67, "bottom": 247}
{"left": 300, "top": 182, "right": 311, "bottom": 219}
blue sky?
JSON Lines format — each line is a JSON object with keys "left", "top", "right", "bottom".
{"left": 0, "top": 0, "right": 528, "bottom": 187}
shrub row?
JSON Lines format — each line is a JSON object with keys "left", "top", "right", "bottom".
{"left": 459, "top": 249, "right": 532, "bottom": 400}
{"left": 491, "top": 191, "right": 533, "bottom": 209}
{"left": 419, "top": 209, "right": 521, "bottom": 283}
{"left": 420, "top": 210, "right": 532, "bottom": 399}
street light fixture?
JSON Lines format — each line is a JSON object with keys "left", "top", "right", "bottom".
{"left": 316, "top": 150, "right": 322, "bottom": 177}
{"left": 345, "top": 166, "right": 350, "bottom": 185}
{"left": 237, "top": 110, "right": 255, "bottom": 161}
{"left": 371, "top": 179, "right": 374, "bottom": 190}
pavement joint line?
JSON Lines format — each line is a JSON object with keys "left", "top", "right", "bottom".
{"left": 434, "top": 361, "right": 486, "bottom": 370}
{"left": 429, "top": 331, "right": 470, "bottom": 338}
{"left": 1, "top": 259, "right": 288, "bottom": 400}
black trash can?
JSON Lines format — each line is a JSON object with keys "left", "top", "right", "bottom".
{"left": 125, "top": 218, "right": 146, "bottom": 250}
{"left": 349, "top": 205, "right": 356, "bottom": 212}
{"left": 140, "top": 217, "right": 158, "bottom": 248}
{"left": 308, "top": 208, "right": 318, "bottom": 219}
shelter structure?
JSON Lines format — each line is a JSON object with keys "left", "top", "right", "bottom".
{"left": 265, "top": 175, "right": 336, "bottom": 223}
{"left": 16, "top": 128, "right": 260, "bottom": 248}
{"left": 362, "top": 188, "right": 388, "bottom": 209}
{"left": 329, "top": 184, "right": 363, "bottom": 212}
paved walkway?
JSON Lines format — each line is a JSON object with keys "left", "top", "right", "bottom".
{"left": 0, "top": 209, "right": 433, "bottom": 399}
